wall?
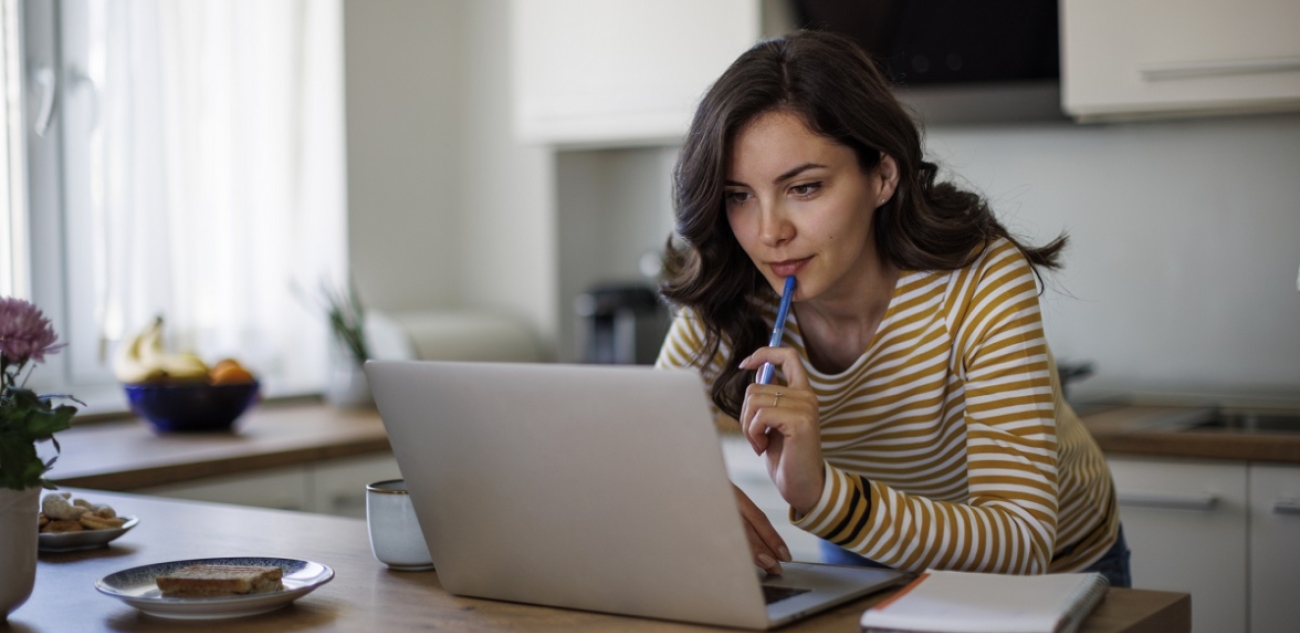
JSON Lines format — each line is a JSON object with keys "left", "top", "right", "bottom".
{"left": 545, "top": 113, "right": 1300, "bottom": 396}
{"left": 343, "top": 0, "right": 556, "bottom": 351}
{"left": 457, "top": 0, "right": 556, "bottom": 347}
{"left": 922, "top": 113, "right": 1300, "bottom": 399}
{"left": 342, "top": 2, "right": 1300, "bottom": 397}
{"left": 555, "top": 147, "right": 677, "bottom": 361}
{"left": 343, "top": 0, "right": 463, "bottom": 310}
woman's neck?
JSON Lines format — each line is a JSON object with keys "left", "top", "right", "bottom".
{"left": 794, "top": 262, "right": 900, "bottom": 374}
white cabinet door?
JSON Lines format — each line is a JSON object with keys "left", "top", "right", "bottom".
{"left": 1062, "top": 0, "right": 1300, "bottom": 121}
{"left": 133, "top": 454, "right": 403, "bottom": 518}
{"left": 1248, "top": 464, "right": 1300, "bottom": 633}
{"left": 511, "top": 0, "right": 760, "bottom": 146}
{"left": 1107, "top": 456, "right": 1247, "bottom": 633}
{"left": 309, "top": 453, "right": 403, "bottom": 519}
{"left": 139, "top": 466, "right": 311, "bottom": 512}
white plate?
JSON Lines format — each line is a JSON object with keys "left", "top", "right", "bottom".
{"left": 95, "top": 557, "right": 335, "bottom": 620}
{"left": 39, "top": 516, "right": 140, "bottom": 553}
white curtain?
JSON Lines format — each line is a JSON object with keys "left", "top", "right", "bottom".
{"left": 0, "top": 0, "right": 25, "bottom": 299}
{"left": 78, "top": 0, "right": 345, "bottom": 392}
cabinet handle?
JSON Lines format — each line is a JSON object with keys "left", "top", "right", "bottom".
{"left": 1141, "top": 57, "right": 1300, "bottom": 82}
{"left": 1273, "top": 499, "right": 1300, "bottom": 515}
{"left": 1117, "top": 492, "right": 1218, "bottom": 511}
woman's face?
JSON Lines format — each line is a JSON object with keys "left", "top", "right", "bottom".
{"left": 724, "top": 110, "right": 897, "bottom": 303}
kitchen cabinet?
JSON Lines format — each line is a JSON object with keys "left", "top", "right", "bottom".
{"left": 310, "top": 453, "right": 404, "bottom": 519}
{"left": 138, "top": 453, "right": 401, "bottom": 518}
{"left": 1247, "top": 464, "right": 1300, "bottom": 633}
{"left": 140, "top": 465, "right": 312, "bottom": 512}
{"left": 1061, "top": 0, "right": 1300, "bottom": 122}
{"left": 510, "top": 0, "right": 760, "bottom": 147}
{"left": 1107, "top": 455, "right": 1247, "bottom": 633}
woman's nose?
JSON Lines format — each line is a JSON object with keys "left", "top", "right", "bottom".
{"left": 759, "top": 205, "right": 793, "bottom": 247}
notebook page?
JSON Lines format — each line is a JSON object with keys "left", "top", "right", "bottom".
{"left": 860, "top": 570, "right": 1108, "bottom": 633}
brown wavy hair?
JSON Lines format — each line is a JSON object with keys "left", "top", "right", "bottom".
{"left": 660, "top": 29, "right": 1066, "bottom": 420}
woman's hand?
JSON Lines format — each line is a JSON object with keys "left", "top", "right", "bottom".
{"left": 738, "top": 346, "right": 825, "bottom": 516}
{"left": 733, "top": 484, "right": 791, "bottom": 575}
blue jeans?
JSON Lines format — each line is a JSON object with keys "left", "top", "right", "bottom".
{"left": 819, "top": 524, "right": 1132, "bottom": 588}
{"left": 1079, "top": 524, "right": 1132, "bottom": 588}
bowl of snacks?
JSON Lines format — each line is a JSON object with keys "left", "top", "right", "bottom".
{"left": 39, "top": 492, "right": 139, "bottom": 553}
{"left": 115, "top": 317, "right": 261, "bottom": 433}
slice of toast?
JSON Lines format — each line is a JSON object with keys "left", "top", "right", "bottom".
{"left": 155, "top": 564, "right": 284, "bottom": 597}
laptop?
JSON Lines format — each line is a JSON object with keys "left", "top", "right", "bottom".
{"left": 366, "top": 360, "right": 907, "bottom": 629}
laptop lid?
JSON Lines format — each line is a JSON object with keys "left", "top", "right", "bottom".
{"left": 367, "top": 360, "right": 905, "bottom": 629}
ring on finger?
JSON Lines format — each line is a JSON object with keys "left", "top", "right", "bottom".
{"left": 772, "top": 391, "right": 783, "bottom": 408}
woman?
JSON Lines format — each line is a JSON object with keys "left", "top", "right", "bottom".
{"left": 655, "top": 30, "right": 1129, "bottom": 587}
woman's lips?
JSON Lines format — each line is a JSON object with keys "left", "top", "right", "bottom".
{"left": 768, "top": 257, "right": 811, "bottom": 278}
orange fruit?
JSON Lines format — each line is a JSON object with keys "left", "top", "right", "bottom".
{"left": 211, "top": 358, "right": 241, "bottom": 373}
{"left": 210, "top": 359, "right": 255, "bottom": 384}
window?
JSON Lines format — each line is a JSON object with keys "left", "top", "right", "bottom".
{"left": 20, "top": 0, "right": 347, "bottom": 411}
{"left": 1, "top": 0, "right": 27, "bottom": 298}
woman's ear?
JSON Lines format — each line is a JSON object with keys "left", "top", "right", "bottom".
{"left": 875, "top": 154, "right": 900, "bottom": 208}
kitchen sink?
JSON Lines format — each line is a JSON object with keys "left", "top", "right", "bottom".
{"left": 1142, "top": 407, "right": 1300, "bottom": 434}
{"left": 1069, "top": 401, "right": 1125, "bottom": 418}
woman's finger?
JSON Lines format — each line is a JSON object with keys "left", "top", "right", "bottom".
{"left": 734, "top": 485, "right": 787, "bottom": 574}
{"left": 741, "top": 383, "right": 818, "bottom": 455}
{"left": 743, "top": 521, "right": 782, "bottom": 575}
{"left": 741, "top": 346, "right": 810, "bottom": 390}
{"left": 739, "top": 385, "right": 763, "bottom": 454}
{"left": 746, "top": 508, "right": 792, "bottom": 565}
{"left": 742, "top": 384, "right": 795, "bottom": 455}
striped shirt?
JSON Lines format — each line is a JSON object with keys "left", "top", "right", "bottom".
{"left": 656, "top": 239, "right": 1119, "bottom": 574}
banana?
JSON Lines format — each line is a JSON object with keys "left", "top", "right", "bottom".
{"left": 161, "top": 350, "right": 210, "bottom": 381}
{"left": 112, "top": 316, "right": 211, "bottom": 383}
{"left": 113, "top": 317, "right": 167, "bottom": 383}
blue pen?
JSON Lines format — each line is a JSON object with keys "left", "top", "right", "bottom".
{"left": 757, "top": 276, "right": 797, "bottom": 385}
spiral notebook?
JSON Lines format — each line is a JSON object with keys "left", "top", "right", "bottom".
{"left": 859, "top": 570, "right": 1109, "bottom": 633}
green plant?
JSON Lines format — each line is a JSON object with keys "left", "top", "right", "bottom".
{"left": 303, "top": 280, "right": 368, "bottom": 367}
{"left": 0, "top": 297, "right": 77, "bottom": 490}
{"left": 323, "top": 281, "right": 369, "bottom": 366}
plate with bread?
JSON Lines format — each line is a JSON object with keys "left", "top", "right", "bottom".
{"left": 38, "top": 492, "right": 139, "bottom": 553}
{"left": 95, "top": 557, "right": 335, "bottom": 619}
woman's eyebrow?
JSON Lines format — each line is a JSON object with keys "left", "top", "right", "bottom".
{"left": 774, "top": 163, "right": 827, "bottom": 183}
{"left": 724, "top": 163, "right": 829, "bottom": 188}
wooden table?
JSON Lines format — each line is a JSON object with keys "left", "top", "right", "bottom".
{"left": 9, "top": 490, "right": 1189, "bottom": 632}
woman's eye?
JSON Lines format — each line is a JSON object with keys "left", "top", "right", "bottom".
{"left": 791, "top": 182, "right": 822, "bottom": 197}
{"left": 725, "top": 190, "right": 750, "bottom": 205}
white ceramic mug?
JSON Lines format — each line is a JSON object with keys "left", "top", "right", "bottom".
{"left": 365, "top": 479, "right": 434, "bottom": 571}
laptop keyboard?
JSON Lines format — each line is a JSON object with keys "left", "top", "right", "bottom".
{"left": 762, "top": 585, "right": 811, "bottom": 605}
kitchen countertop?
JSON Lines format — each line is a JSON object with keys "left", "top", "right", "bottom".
{"left": 13, "top": 489, "right": 1190, "bottom": 632}
{"left": 1078, "top": 404, "right": 1300, "bottom": 463}
{"left": 47, "top": 400, "right": 1300, "bottom": 493}
{"left": 49, "top": 401, "right": 391, "bottom": 490}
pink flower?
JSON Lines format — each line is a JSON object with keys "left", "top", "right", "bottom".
{"left": 0, "top": 297, "right": 65, "bottom": 365}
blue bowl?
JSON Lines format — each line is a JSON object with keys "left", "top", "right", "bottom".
{"left": 124, "top": 382, "right": 261, "bottom": 433}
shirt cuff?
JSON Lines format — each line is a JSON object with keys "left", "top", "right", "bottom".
{"left": 791, "top": 462, "right": 873, "bottom": 546}
{"left": 790, "top": 462, "right": 836, "bottom": 526}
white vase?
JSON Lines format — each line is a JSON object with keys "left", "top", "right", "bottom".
{"left": 326, "top": 361, "right": 373, "bottom": 408}
{"left": 0, "top": 487, "right": 39, "bottom": 620}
